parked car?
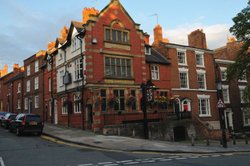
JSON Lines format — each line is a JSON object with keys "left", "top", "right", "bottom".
{"left": 9, "top": 113, "right": 44, "bottom": 136}
{"left": 1, "top": 113, "right": 17, "bottom": 129}
{"left": 0, "top": 112, "right": 8, "bottom": 126}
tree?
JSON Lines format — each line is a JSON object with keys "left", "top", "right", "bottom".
{"left": 228, "top": 0, "right": 250, "bottom": 103}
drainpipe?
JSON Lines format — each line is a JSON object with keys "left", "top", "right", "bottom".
{"left": 76, "top": 30, "right": 85, "bottom": 130}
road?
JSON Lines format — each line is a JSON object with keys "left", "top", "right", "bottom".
{"left": 1, "top": 127, "right": 250, "bottom": 166}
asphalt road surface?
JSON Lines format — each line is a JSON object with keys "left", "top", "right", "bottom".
{"left": 1, "top": 127, "right": 250, "bottom": 166}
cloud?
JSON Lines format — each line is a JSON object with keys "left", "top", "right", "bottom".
{"left": 163, "top": 23, "right": 231, "bottom": 49}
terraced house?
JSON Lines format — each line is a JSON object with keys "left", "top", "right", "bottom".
{"left": 1, "top": 0, "right": 249, "bottom": 141}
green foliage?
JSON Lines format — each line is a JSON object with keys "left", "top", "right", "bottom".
{"left": 228, "top": 0, "right": 250, "bottom": 103}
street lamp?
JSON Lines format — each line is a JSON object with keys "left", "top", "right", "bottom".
{"left": 217, "top": 80, "right": 227, "bottom": 148}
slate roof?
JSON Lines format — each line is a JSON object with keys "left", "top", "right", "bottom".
{"left": 72, "top": 21, "right": 84, "bottom": 33}
{"left": 146, "top": 48, "right": 171, "bottom": 65}
{"left": 5, "top": 73, "right": 24, "bottom": 84}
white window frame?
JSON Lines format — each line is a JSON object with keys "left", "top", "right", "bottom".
{"left": 48, "top": 78, "right": 51, "bottom": 92}
{"left": 35, "top": 95, "right": 39, "bottom": 108}
{"left": 71, "top": 37, "right": 80, "bottom": 52}
{"left": 197, "top": 95, "right": 211, "bottom": 117}
{"left": 197, "top": 70, "right": 206, "bottom": 90}
{"left": 220, "top": 67, "right": 227, "bottom": 81}
{"left": 27, "top": 65, "right": 30, "bottom": 76}
{"left": 151, "top": 65, "right": 160, "bottom": 80}
{"left": 59, "top": 70, "right": 64, "bottom": 87}
{"left": 239, "top": 86, "right": 246, "bottom": 103}
{"left": 177, "top": 49, "right": 187, "bottom": 66}
{"left": 17, "top": 82, "right": 21, "bottom": 93}
{"left": 26, "top": 80, "right": 30, "bottom": 92}
{"left": 24, "top": 98, "right": 28, "bottom": 110}
{"left": 243, "top": 107, "right": 250, "bottom": 126}
{"left": 62, "top": 97, "right": 68, "bottom": 114}
{"left": 222, "top": 85, "right": 230, "bottom": 103}
{"left": 17, "top": 99, "right": 21, "bottom": 109}
{"left": 75, "top": 58, "right": 83, "bottom": 81}
{"left": 74, "top": 95, "right": 81, "bottom": 114}
{"left": 145, "top": 47, "right": 151, "bottom": 55}
{"left": 35, "top": 61, "right": 39, "bottom": 73}
{"left": 195, "top": 51, "right": 204, "bottom": 67}
{"left": 34, "top": 77, "right": 39, "bottom": 90}
{"left": 179, "top": 68, "right": 189, "bottom": 89}
{"left": 238, "top": 70, "right": 247, "bottom": 82}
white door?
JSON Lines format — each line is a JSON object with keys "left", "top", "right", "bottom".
{"left": 54, "top": 100, "right": 58, "bottom": 124}
{"left": 225, "top": 108, "right": 233, "bottom": 131}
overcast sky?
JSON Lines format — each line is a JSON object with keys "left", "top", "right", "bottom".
{"left": 0, "top": 0, "right": 247, "bottom": 71}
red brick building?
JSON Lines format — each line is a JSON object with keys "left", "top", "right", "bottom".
{"left": 215, "top": 40, "right": 250, "bottom": 133}
{"left": 51, "top": 0, "right": 172, "bottom": 132}
{"left": 0, "top": 64, "right": 24, "bottom": 113}
{"left": 23, "top": 51, "right": 46, "bottom": 118}
{"left": 153, "top": 25, "right": 222, "bottom": 139}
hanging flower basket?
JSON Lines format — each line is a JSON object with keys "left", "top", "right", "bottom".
{"left": 126, "top": 96, "right": 136, "bottom": 107}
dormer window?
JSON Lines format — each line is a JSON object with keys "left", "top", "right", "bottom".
{"left": 105, "top": 28, "right": 129, "bottom": 44}
{"left": 145, "top": 47, "right": 151, "bottom": 55}
{"left": 71, "top": 37, "right": 80, "bottom": 52}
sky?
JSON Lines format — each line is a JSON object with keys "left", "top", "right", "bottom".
{"left": 0, "top": 0, "right": 247, "bottom": 71}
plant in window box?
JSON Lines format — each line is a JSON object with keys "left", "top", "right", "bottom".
{"left": 153, "top": 96, "right": 169, "bottom": 110}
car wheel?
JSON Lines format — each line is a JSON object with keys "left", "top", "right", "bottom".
{"left": 16, "top": 128, "right": 21, "bottom": 136}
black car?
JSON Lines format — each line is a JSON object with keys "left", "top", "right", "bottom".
{"left": 1, "top": 113, "right": 17, "bottom": 129}
{"left": 0, "top": 112, "right": 8, "bottom": 125}
{"left": 9, "top": 113, "right": 44, "bottom": 136}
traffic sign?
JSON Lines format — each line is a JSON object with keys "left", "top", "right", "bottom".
{"left": 217, "top": 99, "right": 226, "bottom": 108}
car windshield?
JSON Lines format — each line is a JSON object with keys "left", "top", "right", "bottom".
{"left": 4, "top": 113, "right": 11, "bottom": 119}
{"left": 26, "top": 115, "right": 41, "bottom": 122}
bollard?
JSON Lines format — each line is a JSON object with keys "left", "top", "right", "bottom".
{"left": 132, "top": 129, "right": 135, "bottom": 137}
{"left": 245, "top": 135, "right": 248, "bottom": 144}
{"left": 149, "top": 131, "right": 152, "bottom": 140}
{"left": 233, "top": 134, "right": 236, "bottom": 145}
{"left": 206, "top": 138, "right": 210, "bottom": 146}
{"left": 191, "top": 134, "right": 195, "bottom": 146}
{"left": 118, "top": 128, "right": 121, "bottom": 136}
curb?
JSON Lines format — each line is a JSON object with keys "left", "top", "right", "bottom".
{"left": 41, "top": 132, "right": 250, "bottom": 154}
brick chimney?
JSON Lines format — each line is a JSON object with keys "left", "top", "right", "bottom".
{"left": 60, "top": 26, "right": 68, "bottom": 41}
{"left": 0, "top": 64, "right": 8, "bottom": 77}
{"left": 82, "top": 7, "right": 99, "bottom": 24}
{"left": 144, "top": 33, "right": 150, "bottom": 45}
{"left": 13, "top": 64, "right": 19, "bottom": 73}
{"left": 188, "top": 29, "right": 207, "bottom": 49}
{"left": 153, "top": 24, "right": 163, "bottom": 46}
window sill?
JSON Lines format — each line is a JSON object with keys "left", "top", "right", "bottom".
{"left": 104, "top": 76, "right": 134, "bottom": 80}
{"left": 199, "top": 115, "right": 212, "bottom": 118}
{"left": 178, "top": 63, "right": 188, "bottom": 66}
{"left": 196, "top": 65, "right": 205, "bottom": 68}
{"left": 104, "top": 40, "right": 131, "bottom": 46}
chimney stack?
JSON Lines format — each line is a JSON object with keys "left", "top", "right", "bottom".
{"left": 82, "top": 7, "right": 99, "bottom": 24}
{"left": 144, "top": 33, "right": 150, "bottom": 45}
{"left": 188, "top": 29, "right": 207, "bottom": 49}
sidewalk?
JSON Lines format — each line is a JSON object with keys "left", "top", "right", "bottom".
{"left": 42, "top": 123, "right": 250, "bottom": 153}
